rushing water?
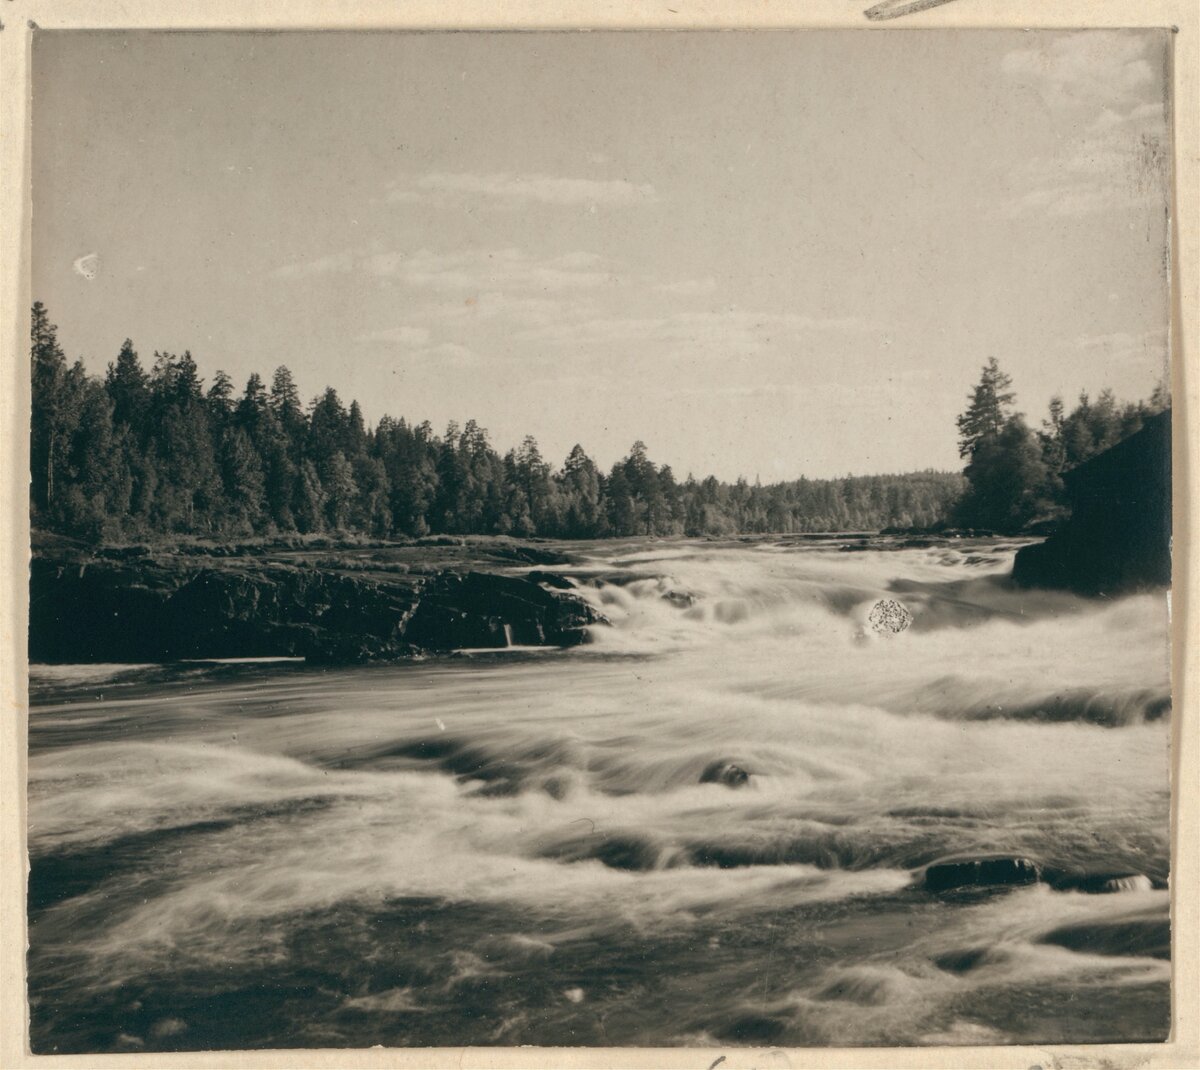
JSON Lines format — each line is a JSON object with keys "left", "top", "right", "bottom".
{"left": 26, "top": 537, "right": 1172, "bottom": 1052}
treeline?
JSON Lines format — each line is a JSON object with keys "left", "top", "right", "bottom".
{"left": 954, "top": 357, "right": 1169, "bottom": 533}
{"left": 29, "top": 302, "right": 963, "bottom": 543}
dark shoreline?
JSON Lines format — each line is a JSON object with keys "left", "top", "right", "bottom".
{"left": 29, "top": 534, "right": 606, "bottom": 665}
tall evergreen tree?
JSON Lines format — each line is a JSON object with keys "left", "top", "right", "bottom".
{"left": 105, "top": 339, "right": 149, "bottom": 434}
{"left": 956, "top": 357, "right": 1016, "bottom": 459}
{"left": 30, "top": 302, "right": 71, "bottom": 512}
{"left": 207, "top": 370, "right": 236, "bottom": 425}
{"left": 269, "top": 366, "right": 306, "bottom": 437}
{"left": 219, "top": 426, "right": 267, "bottom": 531}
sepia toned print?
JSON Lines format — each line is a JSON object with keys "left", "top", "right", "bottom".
{"left": 26, "top": 29, "right": 1174, "bottom": 1053}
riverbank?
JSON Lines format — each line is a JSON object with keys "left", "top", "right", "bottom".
{"left": 29, "top": 533, "right": 605, "bottom": 664}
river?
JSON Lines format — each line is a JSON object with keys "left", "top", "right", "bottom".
{"left": 26, "top": 536, "right": 1172, "bottom": 1051}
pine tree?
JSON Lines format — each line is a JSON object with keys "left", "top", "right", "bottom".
{"left": 561, "top": 444, "right": 603, "bottom": 536}
{"left": 958, "top": 416, "right": 1051, "bottom": 532}
{"left": 236, "top": 373, "right": 269, "bottom": 432}
{"left": 30, "top": 302, "right": 71, "bottom": 511}
{"left": 269, "top": 366, "right": 306, "bottom": 436}
{"left": 308, "top": 387, "right": 348, "bottom": 467}
{"left": 207, "top": 370, "right": 236, "bottom": 424}
{"left": 956, "top": 357, "right": 1016, "bottom": 459}
{"left": 294, "top": 460, "right": 326, "bottom": 533}
{"left": 105, "top": 339, "right": 149, "bottom": 434}
{"left": 321, "top": 450, "right": 358, "bottom": 531}
{"left": 219, "top": 426, "right": 267, "bottom": 531}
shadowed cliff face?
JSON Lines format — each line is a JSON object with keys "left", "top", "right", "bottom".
{"left": 1013, "top": 410, "right": 1171, "bottom": 596}
{"left": 28, "top": 542, "right": 605, "bottom": 664}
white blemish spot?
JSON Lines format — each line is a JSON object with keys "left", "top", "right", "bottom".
{"left": 73, "top": 253, "right": 99, "bottom": 280}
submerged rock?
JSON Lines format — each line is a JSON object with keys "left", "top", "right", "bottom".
{"left": 922, "top": 854, "right": 1042, "bottom": 893}
{"left": 1040, "top": 916, "right": 1169, "bottom": 960}
{"left": 932, "top": 947, "right": 993, "bottom": 974}
{"left": 699, "top": 760, "right": 751, "bottom": 788}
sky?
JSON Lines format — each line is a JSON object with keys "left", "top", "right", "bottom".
{"left": 33, "top": 29, "right": 1172, "bottom": 481}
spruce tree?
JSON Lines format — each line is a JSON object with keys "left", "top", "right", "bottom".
{"left": 956, "top": 357, "right": 1016, "bottom": 459}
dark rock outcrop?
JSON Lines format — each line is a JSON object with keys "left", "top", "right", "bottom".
{"left": 699, "top": 760, "right": 751, "bottom": 788}
{"left": 29, "top": 550, "right": 605, "bottom": 664}
{"left": 922, "top": 854, "right": 1042, "bottom": 894}
{"left": 1013, "top": 410, "right": 1171, "bottom": 595}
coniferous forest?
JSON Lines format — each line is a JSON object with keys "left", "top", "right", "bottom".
{"left": 29, "top": 302, "right": 1167, "bottom": 544}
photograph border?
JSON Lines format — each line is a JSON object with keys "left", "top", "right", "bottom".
{"left": 2, "top": 2, "right": 1196, "bottom": 1068}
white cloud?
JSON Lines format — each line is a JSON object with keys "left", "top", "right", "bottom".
{"left": 517, "top": 310, "right": 871, "bottom": 353}
{"left": 273, "top": 246, "right": 614, "bottom": 293}
{"left": 368, "top": 247, "right": 614, "bottom": 292}
{"left": 1000, "top": 31, "right": 1159, "bottom": 113}
{"left": 353, "top": 327, "right": 481, "bottom": 367}
{"left": 353, "top": 325, "right": 432, "bottom": 347}
{"left": 1004, "top": 128, "right": 1169, "bottom": 219}
{"left": 1007, "top": 183, "right": 1114, "bottom": 218}
{"left": 270, "top": 250, "right": 356, "bottom": 279}
{"left": 422, "top": 341, "right": 478, "bottom": 366}
{"left": 427, "top": 290, "right": 574, "bottom": 329}
{"left": 1000, "top": 34, "right": 1169, "bottom": 221}
{"left": 1074, "top": 329, "right": 1168, "bottom": 359}
{"left": 387, "top": 171, "right": 658, "bottom": 208}
{"left": 657, "top": 277, "right": 718, "bottom": 297}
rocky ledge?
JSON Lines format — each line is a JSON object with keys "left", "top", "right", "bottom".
{"left": 1013, "top": 410, "right": 1171, "bottom": 596}
{"left": 29, "top": 539, "right": 607, "bottom": 664}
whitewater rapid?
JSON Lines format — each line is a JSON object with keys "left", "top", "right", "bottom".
{"left": 27, "top": 537, "right": 1172, "bottom": 1051}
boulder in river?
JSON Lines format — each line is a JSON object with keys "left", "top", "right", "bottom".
{"left": 1051, "top": 872, "right": 1155, "bottom": 894}
{"left": 699, "top": 760, "right": 751, "bottom": 788}
{"left": 922, "top": 854, "right": 1042, "bottom": 893}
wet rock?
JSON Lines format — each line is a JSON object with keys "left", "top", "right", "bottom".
{"left": 922, "top": 854, "right": 1042, "bottom": 894}
{"left": 699, "top": 760, "right": 751, "bottom": 788}
{"left": 1052, "top": 872, "right": 1155, "bottom": 894}
{"left": 526, "top": 570, "right": 576, "bottom": 590}
{"left": 29, "top": 551, "right": 606, "bottom": 664}
{"left": 661, "top": 589, "right": 695, "bottom": 607}
{"left": 483, "top": 542, "right": 570, "bottom": 566}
